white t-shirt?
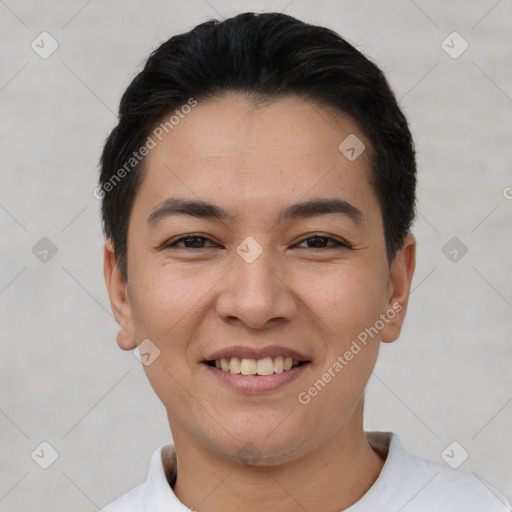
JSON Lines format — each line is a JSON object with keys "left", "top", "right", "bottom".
{"left": 102, "top": 432, "right": 511, "bottom": 511}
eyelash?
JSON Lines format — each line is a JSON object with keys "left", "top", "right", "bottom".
{"left": 163, "top": 234, "right": 352, "bottom": 250}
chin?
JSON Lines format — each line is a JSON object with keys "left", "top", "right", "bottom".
{"left": 213, "top": 428, "right": 312, "bottom": 468}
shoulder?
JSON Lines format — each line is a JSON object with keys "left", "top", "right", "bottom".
{"left": 367, "top": 432, "right": 511, "bottom": 511}
{"left": 408, "top": 455, "right": 510, "bottom": 511}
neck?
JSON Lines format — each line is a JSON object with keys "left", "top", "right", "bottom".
{"left": 169, "top": 402, "right": 385, "bottom": 512}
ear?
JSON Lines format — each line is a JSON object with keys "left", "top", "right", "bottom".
{"left": 103, "top": 240, "right": 136, "bottom": 351}
{"left": 381, "top": 233, "right": 416, "bottom": 343}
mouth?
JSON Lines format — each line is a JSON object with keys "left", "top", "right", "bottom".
{"left": 201, "top": 346, "right": 312, "bottom": 393}
{"left": 201, "top": 352, "right": 312, "bottom": 394}
{"left": 204, "top": 356, "right": 309, "bottom": 376}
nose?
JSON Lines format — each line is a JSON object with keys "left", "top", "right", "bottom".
{"left": 215, "top": 242, "right": 298, "bottom": 329}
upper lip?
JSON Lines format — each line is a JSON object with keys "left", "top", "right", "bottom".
{"left": 204, "top": 345, "right": 311, "bottom": 362}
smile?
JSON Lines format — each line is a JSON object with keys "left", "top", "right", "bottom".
{"left": 205, "top": 356, "right": 305, "bottom": 375}
{"left": 202, "top": 357, "right": 311, "bottom": 393}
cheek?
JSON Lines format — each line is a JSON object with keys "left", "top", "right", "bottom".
{"left": 301, "top": 265, "right": 387, "bottom": 406}
{"left": 295, "top": 263, "right": 388, "bottom": 343}
{"left": 129, "top": 270, "right": 201, "bottom": 406}
{"left": 128, "top": 265, "right": 208, "bottom": 340}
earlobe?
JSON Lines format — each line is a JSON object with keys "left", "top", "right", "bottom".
{"left": 116, "top": 326, "right": 136, "bottom": 351}
{"left": 103, "top": 240, "right": 137, "bottom": 351}
{"left": 381, "top": 233, "right": 416, "bottom": 343}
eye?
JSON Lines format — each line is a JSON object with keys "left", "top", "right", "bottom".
{"left": 296, "top": 234, "right": 351, "bottom": 249}
{"left": 161, "top": 233, "right": 352, "bottom": 250}
{"left": 164, "top": 234, "right": 216, "bottom": 249}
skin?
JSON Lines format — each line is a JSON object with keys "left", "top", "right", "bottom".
{"left": 104, "top": 93, "right": 416, "bottom": 512}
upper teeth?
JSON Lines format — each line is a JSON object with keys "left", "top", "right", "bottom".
{"left": 213, "top": 356, "right": 301, "bottom": 375}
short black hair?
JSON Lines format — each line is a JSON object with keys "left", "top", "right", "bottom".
{"left": 99, "top": 12, "right": 416, "bottom": 277}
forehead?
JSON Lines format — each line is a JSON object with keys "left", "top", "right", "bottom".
{"left": 136, "top": 94, "right": 377, "bottom": 223}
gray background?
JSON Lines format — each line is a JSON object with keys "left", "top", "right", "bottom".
{"left": 1, "top": 0, "right": 511, "bottom": 510}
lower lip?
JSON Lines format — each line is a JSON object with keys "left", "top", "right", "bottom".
{"left": 202, "top": 362, "right": 311, "bottom": 393}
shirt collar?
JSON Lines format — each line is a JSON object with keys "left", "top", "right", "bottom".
{"left": 143, "top": 443, "right": 188, "bottom": 511}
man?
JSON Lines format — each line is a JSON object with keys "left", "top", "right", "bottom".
{"left": 99, "top": 12, "right": 511, "bottom": 511}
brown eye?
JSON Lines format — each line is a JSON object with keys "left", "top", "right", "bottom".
{"left": 165, "top": 235, "right": 216, "bottom": 249}
{"left": 296, "top": 235, "right": 351, "bottom": 249}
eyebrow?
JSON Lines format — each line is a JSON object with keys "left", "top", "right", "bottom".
{"left": 146, "top": 197, "right": 363, "bottom": 227}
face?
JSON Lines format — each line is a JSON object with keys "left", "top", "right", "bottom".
{"left": 104, "top": 94, "right": 415, "bottom": 465}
